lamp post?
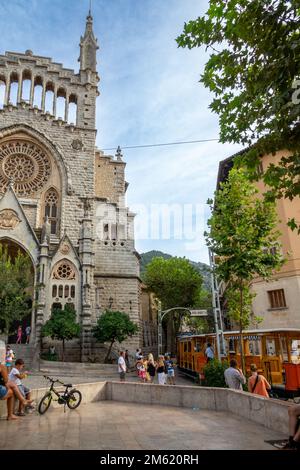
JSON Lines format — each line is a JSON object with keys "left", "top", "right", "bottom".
{"left": 157, "top": 301, "right": 208, "bottom": 356}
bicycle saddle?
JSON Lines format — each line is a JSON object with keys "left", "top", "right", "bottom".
{"left": 64, "top": 383, "right": 73, "bottom": 388}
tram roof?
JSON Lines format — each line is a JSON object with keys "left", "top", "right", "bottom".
{"left": 178, "top": 328, "right": 300, "bottom": 340}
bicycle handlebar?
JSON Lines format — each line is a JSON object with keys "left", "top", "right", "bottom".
{"left": 43, "top": 375, "right": 65, "bottom": 385}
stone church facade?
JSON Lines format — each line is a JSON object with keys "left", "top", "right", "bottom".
{"left": 0, "top": 13, "right": 142, "bottom": 361}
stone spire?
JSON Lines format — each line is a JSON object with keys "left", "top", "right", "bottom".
{"left": 79, "top": 6, "right": 99, "bottom": 72}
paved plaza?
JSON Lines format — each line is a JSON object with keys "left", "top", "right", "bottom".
{"left": 0, "top": 401, "right": 285, "bottom": 450}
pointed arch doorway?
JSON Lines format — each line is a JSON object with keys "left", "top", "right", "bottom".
{"left": 0, "top": 238, "right": 35, "bottom": 344}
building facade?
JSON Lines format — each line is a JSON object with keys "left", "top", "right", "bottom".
{"left": 217, "top": 150, "right": 300, "bottom": 331}
{"left": 0, "top": 13, "right": 142, "bottom": 361}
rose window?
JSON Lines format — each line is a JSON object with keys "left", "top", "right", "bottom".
{"left": 4, "top": 154, "right": 35, "bottom": 181}
{"left": 0, "top": 140, "right": 51, "bottom": 196}
{"left": 53, "top": 261, "right": 76, "bottom": 280}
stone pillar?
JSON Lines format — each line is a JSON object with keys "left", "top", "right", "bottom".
{"left": 4, "top": 76, "right": 10, "bottom": 105}
{"left": 41, "top": 83, "right": 46, "bottom": 111}
{"left": 29, "top": 78, "right": 34, "bottom": 106}
{"left": 65, "top": 95, "right": 69, "bottom": 122}
{"left": 17, "top": 75, "right": 22, "bottom": 103}
{"left": 32, "top": 237, "right": 49, "bottom": 369}
{"left": 53, "top": 88, "right": 57, "bottom": 117}
{"left": 78, "top": 200, "right": 95, "bottom": 362}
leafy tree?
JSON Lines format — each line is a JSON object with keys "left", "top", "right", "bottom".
{"left": 0, "top": 244, "right": 32, "bottom": 336}
{"left": 177, "top": 1, "right": 300, "bottom": 226}
{"left": 41, "top": 304, "right": 80, "bottom": 361}
{"left": 144, "top": 257, "right": 204, "bottom": 350}
{"left": 92, "top": 310, "right": 138, "bottom": 363}
{"left": 183, "top": 289, "right": 214, "bottom": 334}
{"left": 205, "top": 168, "right": 284, "bottom": 372}
{"left": 203, "top": 359, "right": 229, "bottom": 388}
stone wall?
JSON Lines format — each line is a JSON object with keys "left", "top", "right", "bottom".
{"left": 0, "top": 381, "right": 292, "bottom": 435}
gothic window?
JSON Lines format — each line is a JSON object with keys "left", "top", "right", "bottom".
{"left": 68, "top": 94, "right": 77, "bottom": 125}
{"left": 44, "top": 188, "right": 59, "bottom": 235}
{"left": 0, "top": 140, "right": 51, "bottom": 196}
{"left": 52, "top": 302, "right": 62, "bottom": 312}
{"left": 51, "top": 262, "right": 78, "bottom": 316}
{"left": 64, "top": 285, "right": 69, "bottom": 298}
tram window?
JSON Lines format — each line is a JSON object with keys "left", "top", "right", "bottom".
{"left": 184, "top": 343, "right": 187, "bottom": 352}
{"left": 188, "top": 342, "right": 191, "bottom": 352}
{"left": 194, "top": 342, "right": 201, "bottom": 352}
{"left": 291, "top": 340, "right": 300, "bottom": 363}
{"left": 266, "top": 338, "right": 276, "bottom": 356}
{"left": 280, "top": 337, "right": 289, "bottom": 361}
{"left": 229, "top": 339, "right": 235, "bottom": 353}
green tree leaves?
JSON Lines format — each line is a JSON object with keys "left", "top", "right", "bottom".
{"left": 205, "top": 168, "right": 284, "bottom": 371}
{"left": 92, "top": 310, "right": 138, "bottom": 363}
{"left": 177, "top": 1, "right": 300, "bottom": 211}
{"left": 144, "top": 257, "right": 203, "bottom": 311}
{"left": 41, "top": 304, "right": 80, "bottom": 361}
{"left": 0, "top": 244, "right": 32, "bottom": 335}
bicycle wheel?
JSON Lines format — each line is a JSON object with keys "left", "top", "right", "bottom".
{"left": 38, "top": 393, "right": 52, "bottom": 415}
{"left": 67, "top": 389, "right": 82, "bottom": 409}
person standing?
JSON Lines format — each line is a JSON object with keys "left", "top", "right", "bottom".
{"left": 25, "top": 325, "right": 31, "bottom": 345}
{"left": 125, "top": 350, "right": 130, "bottom": 371}
{"left": 205, "top": 343, "right": 214, "bottom": 363}
{"left": 248, "top": 364, "right": 271, "bottom": 398}
{"left": 165, "top": 355, "right": 175, "bottom": 385}
{"left": 157, "top": 356, "right": 166, "bottom": 385}
{"left": 224, "top": 359, "right": 246, "bottom": 390}
{"left": 16, "top": 325, "right": 22, "bottom": 344}
{"left": 118, "top": 351, "right": 126, "bottom": 382}
{"left": 147, "top": 354, "right": 156, "bottom": 383}
{"left": 5, "top": 345, "right": 14, "bottom": 373}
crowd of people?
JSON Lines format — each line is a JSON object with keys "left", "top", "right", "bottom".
{"left": 118, "top": 349, "right": 176, "bottom": 385}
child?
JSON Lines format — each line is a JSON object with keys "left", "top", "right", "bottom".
{"left": 5, "top": 345, "right": 14, "bottom": 373}
{"left": 165, "top": 356, "right": 175, "bottom": 385}
{"left": 137, "top": 357, "right": 146, "bottom": 383}
{"left": 9, "top": 358, "right": 34, "bottom": 416}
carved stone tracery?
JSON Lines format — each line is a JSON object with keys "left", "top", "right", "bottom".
{"left": 53, "top": 261, "right": 76, "bottom": 280}
{"left": 0, "top": 140, "right": 51, "bottom": 196}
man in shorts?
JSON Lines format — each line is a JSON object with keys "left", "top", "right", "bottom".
{"left": 118, "top": 351, "right": 126, "bottom": 382}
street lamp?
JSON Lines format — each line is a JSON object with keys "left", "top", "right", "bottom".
{"left": 157, "top": 301, "right": 208, "bottom": 356}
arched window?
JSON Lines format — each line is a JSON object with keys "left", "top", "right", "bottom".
{"left": 22, "top": 70, "right": 31, "bottom": 102}
{"left": 44, "top": 188, "right": 59, "bottom": 235}
{"left": 52, "top": 302, "right": 62, "bottom": 312}
{"left": 56, "top": 88, "right": 66, "bottom": 120}
{"left": 68, "top": 94, "right": 77, "bottom": 125}
{"left": 33, "top": 76, "right": 43, "bottom": 108}
{"left": 9, "top": 73, "right": 18, "bottom": 105}
{"left": 45, "top": 82, "right": 54, "bottom": 114}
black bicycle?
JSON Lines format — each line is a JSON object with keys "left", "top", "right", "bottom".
{"left": 38, "top": 375, "right": 82, "bottom": 415}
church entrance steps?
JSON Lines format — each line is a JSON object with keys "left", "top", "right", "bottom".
{"left": 9, "top": 344, "right": 34, "bottom": 369}
{"left": 39, "top": 359, "right": 124, "bottom": 377}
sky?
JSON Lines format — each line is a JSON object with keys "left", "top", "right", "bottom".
{"left": 0, "top": 0, "right": 242, "bottom": 264}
